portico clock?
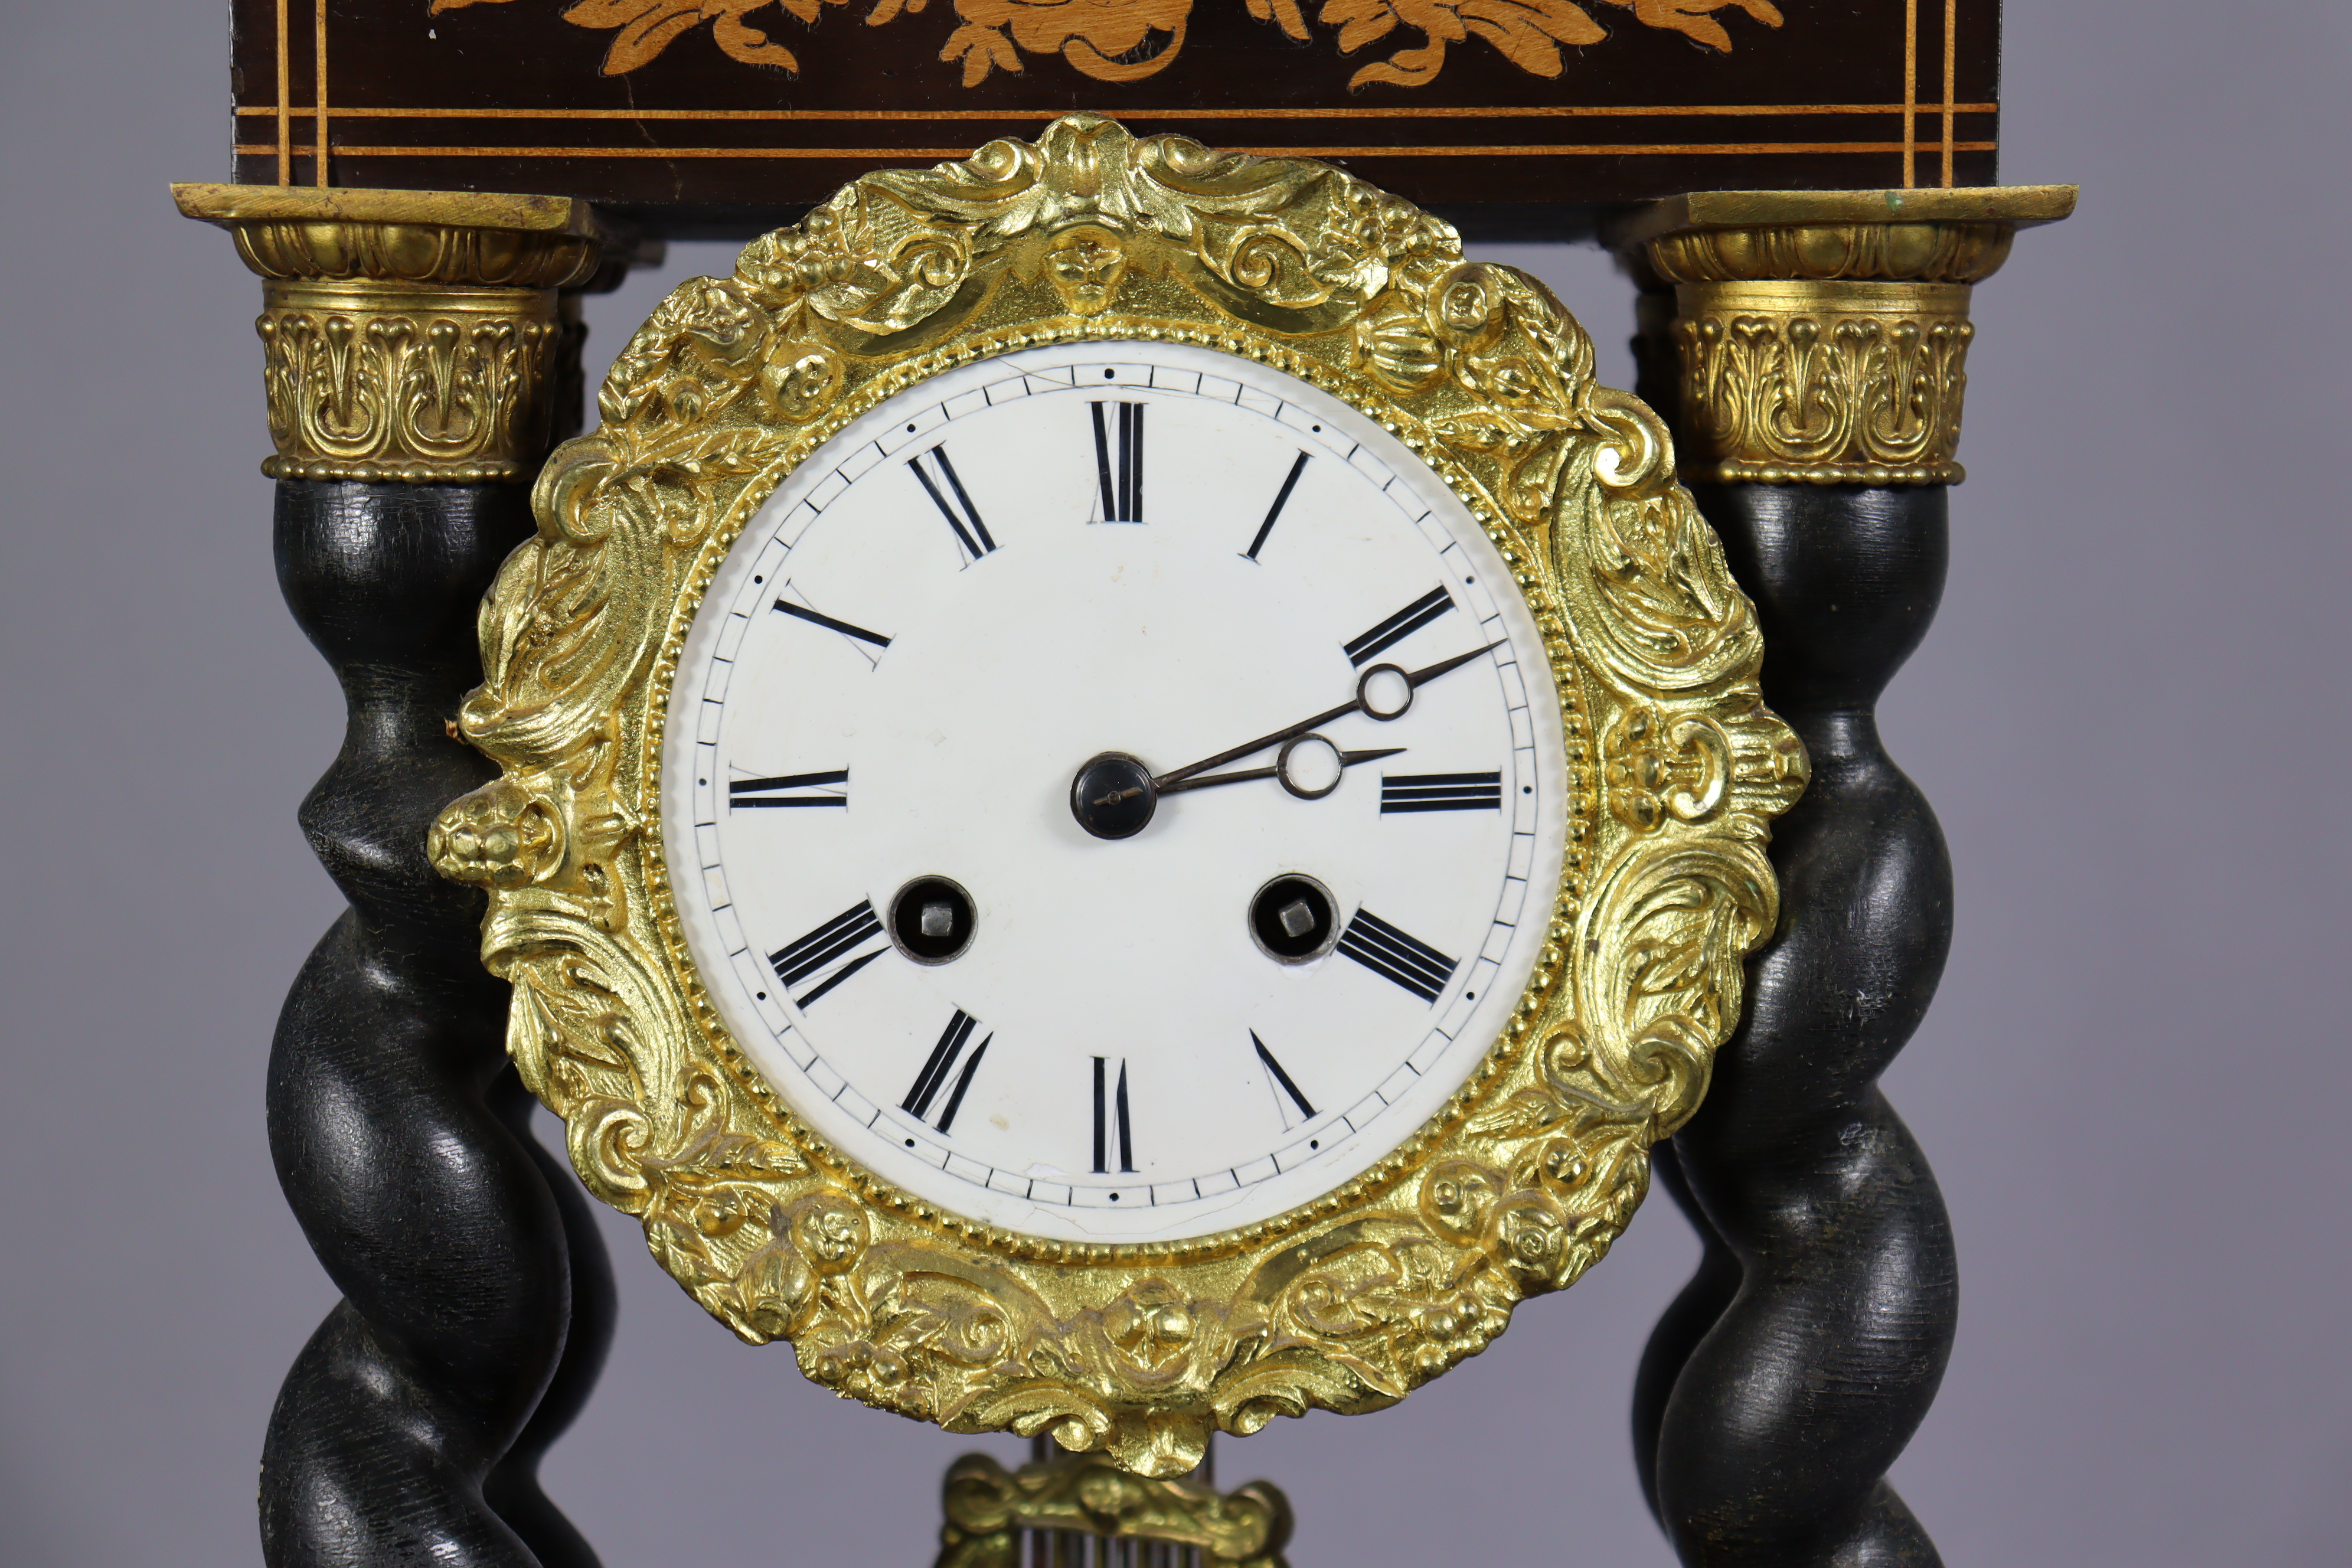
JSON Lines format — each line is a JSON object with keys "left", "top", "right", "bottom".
{"left": 430, "top": 112, "right": 1804, "bottom": 1475}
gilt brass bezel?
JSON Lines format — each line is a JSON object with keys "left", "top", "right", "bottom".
{"left": 430, "top": 113, "right": 1803, "bottom": 1475}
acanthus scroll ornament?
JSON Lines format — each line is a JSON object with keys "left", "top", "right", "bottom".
{"left": 429, "top": 113, "right": 1804, "bottom": 1476}
{"left": 258, "top": 284, "right": 564, "bottom": 483}
{"left": 1611, "top": 195, "right": 2075, "bottom": 486}
{"left": 1670, "top": 280, "right": 1975, "bottom": 486}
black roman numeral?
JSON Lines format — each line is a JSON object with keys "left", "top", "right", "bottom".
{"left": 1092, "top": 1056, "right": 1136, "bottom": 1173}
{"left": 730, "top": 768, "right": 848, "bottom": 809}
{"left": 1252, "top": 1031, "right": 1317, "bottom": 1127}
{"left": 907, "top": 446, "right": 997, "bottom": 563}
{"left": 1345, "top": 586, "right": 1455, "bottom": 667}
{"left": 1336, "top": 909, "right": 1458, "bottom": 1004}
{"left": 769, "top": 901, "right": 888, "bottom": 1008}
{"left": 773, "top": 593, "right": 893, "bottom": 656}
{"left": 1244, "top": 452, "right": 1311, "bottom": 560}
{"left": 1380, "top": 771, "right": 1502, "bottom": 814}
{"left": 1091, "top": 401, "right": 1144, "bottom": 522}
{"left": 902, "top": 1008, "right": 991, "bottom": 1133}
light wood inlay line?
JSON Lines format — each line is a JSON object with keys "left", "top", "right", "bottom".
{"left": 273, "top": 0, "right": 289, "bottom": 185}
{"left": 1942, "top": 0, "right": 1959, "bottom": 186}
{"left": 238, "top": 141, "right": 1999, "bottom": 161}
{"left": 228, "top": 103, "right": 2000, "bottom": 123}
{"left": 311, "top": 0, "right": 328, "bottom": 187}
{"left": 1903, "top": 0, "right": 1917, "bottom": 188}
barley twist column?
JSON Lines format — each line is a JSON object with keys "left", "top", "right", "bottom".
{"left": 1610, "top": 187, "right": 2072, "bottom": 1567}
{"left": 176, "top": 185, "right": 638, "bottom": 1567}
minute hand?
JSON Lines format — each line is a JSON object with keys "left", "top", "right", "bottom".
{"left": 1152, "top": 644, "right": 1497, "bottom": 795}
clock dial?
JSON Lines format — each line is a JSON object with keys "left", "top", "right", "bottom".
{"left": 664, "top": 341, "right": 1569, "bottom": 1244}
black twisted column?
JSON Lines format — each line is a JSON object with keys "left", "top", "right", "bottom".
{"left": 176, "top": 186, "right": 636, "bottom": 1567}
{"left": 1608, "top": 187, "right": 2073, "bottom": 1566}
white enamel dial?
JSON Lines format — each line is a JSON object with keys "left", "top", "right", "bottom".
{"left": 664, "top": 341, "right": 1567, "bottom": 1244}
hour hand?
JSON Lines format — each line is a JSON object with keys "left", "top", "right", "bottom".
{"left": 1168, "top": 736, "right": 1404, "bottom": 799}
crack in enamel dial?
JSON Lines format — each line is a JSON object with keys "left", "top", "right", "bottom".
{"left": 665, "top": 342, "right": 1566, "bottom": 1245}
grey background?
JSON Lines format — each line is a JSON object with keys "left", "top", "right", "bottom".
{"left": 4, "top": 4, "right": 2346, "bottom": 1563}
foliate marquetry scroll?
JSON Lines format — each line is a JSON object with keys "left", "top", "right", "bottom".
{"left": 452, "top": 0, "right": 1782, "bottom": 92}
{"left": 936, "top": 1452, "right": 1292, "bottom": 1568}
{"left": 175, "top": 187, "right": 622, "bottom": 482}
{"left": 429, "top": 114, "right": 1803, "bottom": 1476}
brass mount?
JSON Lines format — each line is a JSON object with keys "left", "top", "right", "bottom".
{"left": 937, "top": 1450, "right": 1293, "bottom": 1568}
{"left": 173, "top": 185, "right": 654, "bottom": 482}
{"left": 1608, "top": 185, "right": 2077, "bottom": 485}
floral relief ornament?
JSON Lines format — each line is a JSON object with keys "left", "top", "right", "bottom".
{"left": 428, "top": 114, "right": 1802, "bottom": 1475}
{"left": 431, "top": 0, "right": 1781, "bottom": 89}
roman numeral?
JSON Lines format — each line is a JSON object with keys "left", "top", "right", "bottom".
{"left": 1380, "top": 770, "right": 1502, "bottom": 814}
{"left": 1092, "top": 1056, "right": 1136, "bottom": 1173}
{"left": 729, "top": 768, "right": 848, "bottom": 809}
{"left": 773, "top": 592, "right": 893, "bottom": 661}
{"left": 769, "top": 900, "right": 888, "bottom": 1008}
{"left": 1090, "top": 401, "right": 1144, "bottom": 522}
{"left": 1344, "top": 586, "right": 1455, "bottom": 667}
{"left": 1252, "top": 1031, "right": 1317, "bottom": 1127}
{"left": 1244, "top": 452, "right": 1311, "bottom": 560}
{"left": 1336, "top": 909, "right": 1458, "bottom": 1004}
{"left": 907, "top": 446, "right": 997, "bottom": 563}
{"left": 902, "top": 1008, "right": 991, "bottom": 1133}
